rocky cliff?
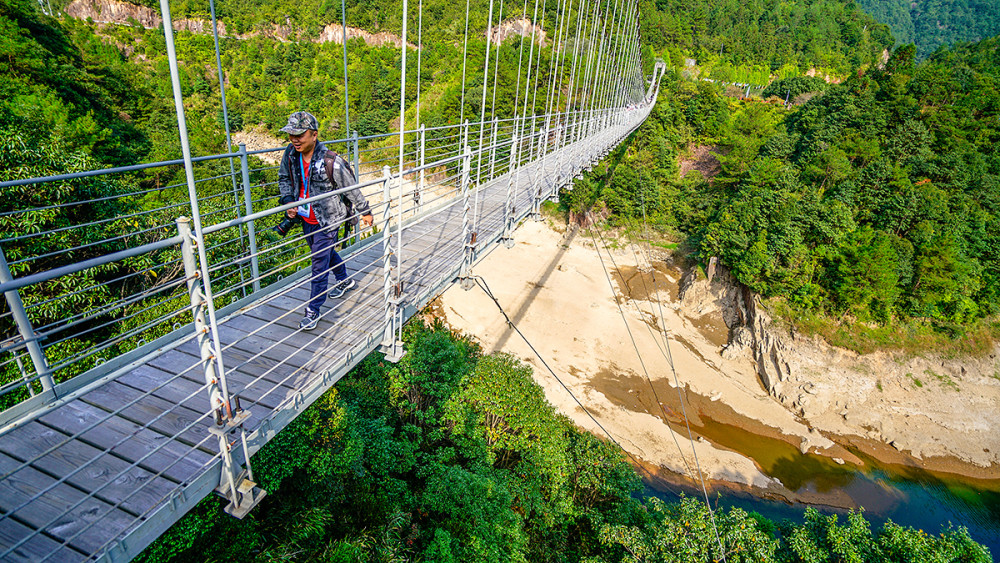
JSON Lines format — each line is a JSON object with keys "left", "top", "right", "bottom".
{"left": 487, "top": 17, "right": 547, "bottom": 46}
{"left": 64, "top": 0, "right": 416, "bottom": 49}
{"left": 680, "top": 261, "right": 1000, "bottom": 473}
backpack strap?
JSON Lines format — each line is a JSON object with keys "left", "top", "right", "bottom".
{"left": 323, "top": 151, "right": 357, "bottom": 190}
{"left": 324, "top": 151, "right": 361, "bottom": 226}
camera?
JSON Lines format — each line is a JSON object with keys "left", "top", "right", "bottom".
{"left": 274, "top": 214, "right": 302, "bottom": 237}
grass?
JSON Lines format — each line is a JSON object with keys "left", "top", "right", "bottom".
{"left": 906, "top": 373, "right": 924, "bottom": 388}
{"left": 767, "top": 299, "right": 1000, "bottom": 358}
{"left": 650, "top": 241, "right": 679, "bottom": 250}
{"left": 876, "top": 379, "right": 883, "bottom": 392}
{"left": 925, "top": 368, "right": 960, "bottom": 391}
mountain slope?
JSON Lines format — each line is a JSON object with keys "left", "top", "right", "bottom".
{"left": 855, "top": 0, "right": 1000, "bottom": 58}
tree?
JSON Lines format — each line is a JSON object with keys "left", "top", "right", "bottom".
{"left": 822, "top": 226, "right": 902, "bottom": 322}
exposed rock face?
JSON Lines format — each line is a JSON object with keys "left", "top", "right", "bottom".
{"left": 804, "top": 67, "right": 843, "bottom": 84}
{"left": 65, "top": 0, "right": 157, "bottom": 28}
{"left": 64, "top": 0, "right": 415, "bottom": 48}
{"left": 487, "top": 17, "right": 547, "bottom": 46}
{"left": 231, "top": 128, "right": 284, "bottom": 165}
{"left": 317, "top": 24, "right": 417, "bottom": 49}
{"left": 64, "top": 0, "right": 295, "bottom": 40}
{"left": 679, "top": 260, "right": 1000, "bottom": 471}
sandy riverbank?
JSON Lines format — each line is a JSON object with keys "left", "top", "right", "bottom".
{"left": 432, "top": 217, "right": 1000, "bottom": 505}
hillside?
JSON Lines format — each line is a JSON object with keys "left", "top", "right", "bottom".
{"left": 2, "top": 0, "right": 998, "bottom": 559}
{"left": 855, "top": 0, "right": 1000, "bottom": 59}
{"left": 573, "top": 37, "right": 1000, "bottom": 337}
{"left": 134, "top": 323, "right": 994, "bottom": 561}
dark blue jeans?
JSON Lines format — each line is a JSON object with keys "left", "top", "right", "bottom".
{"left": 303, "top": 221, "right": 346, "bottom": 313}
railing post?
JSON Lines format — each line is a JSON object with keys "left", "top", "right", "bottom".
{"left": 542, "top": 114, "right": 552, "bottom": 158}
{"left": 500, "top": 130, "right": 519, "bottom": 249}
{"left": 458, "top": 144, "right": 475, "bottom": 290}
{"left": 177, "top": 216, "right": 265, "bottom": 518}
{"left": 3, "top": 337, "right": 35, "bottom": 398}
{"left": 379, "top": 166, "right": 406, "bottom": 362}
{"left": 351, "top": 129, "right": 360, "bottom": 178}
{"left": 416, "top": 123, "right": 425, "bottom": 213}
{"left": 530, "top": 115, "right": 551, "bottom": 221}
{"left": 0, "top": 246, "right": 54, "bottom": 396}
{"left": 237, "top": 144, "right": 261, "bottom": 294}
{"left": 488, "top": 118, "right": 499, "bottom": 179}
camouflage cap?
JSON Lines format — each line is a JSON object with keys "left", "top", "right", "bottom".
{"left": 280, "top": 111, "right": 319, "bottom": 135}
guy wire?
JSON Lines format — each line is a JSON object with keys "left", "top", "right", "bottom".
{"left": 629, "top": 196, "right": 729, "bottom": 561}
{"left": 471, "top": 275, "right": 677, "bottom": 492}
{"left": 586, "top": 213, "right": 695, "bottom": 477}
{"left": 589, "top": 221, "right": 728, "bottom": 561}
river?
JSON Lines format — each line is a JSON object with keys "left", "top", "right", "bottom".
{"left": 645, "top": 416, "right": 1000, "bottom": 554}
{"left": 435, "top": 220, "right": 1000, "bottom": 554}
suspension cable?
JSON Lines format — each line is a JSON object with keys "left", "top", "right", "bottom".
{"left": 585, "top": 217, "right": 695, "bottom": 478}
{"left": 483, "top": 0, "right": 506, "bottom": 181}
{"left": 416, "top": 0, "right": 423, "bottom": 127}
{"left": 474, "top": 0, "right": 498, "bottom": 188}
{"left": 591, "top": 207, "right": 729, "bottom": 561}
{"left": 459, "top": 0, "right": 471, "bottom": 124}
{"left": 471, "top": 275, "right": 675, "bottom": 482}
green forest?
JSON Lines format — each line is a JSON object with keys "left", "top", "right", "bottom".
{"left": 135, "top": 322, "right": 992, "bottom": 562}
{"left": 1, "top": 0, "right": 999, "bottom": 557}
{"left": 854, "top": 0, "right": 1000, "bottom": 59}
{"left": 566, "top": 37, "right": 1000, "bottom": 350}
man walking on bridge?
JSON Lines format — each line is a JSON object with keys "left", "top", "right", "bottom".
{"left": 278, "top": 111, "right": 374, "bottom": 331}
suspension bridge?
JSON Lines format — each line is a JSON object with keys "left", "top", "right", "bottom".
{"left": 0, "top": 0, "right": 665, "bottom": 557}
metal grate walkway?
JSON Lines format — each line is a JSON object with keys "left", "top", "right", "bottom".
{"left": 0, "top": 105, "right": 654, "bottom": 562}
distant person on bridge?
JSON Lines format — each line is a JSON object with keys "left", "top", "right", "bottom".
{"left": 278, "top": 111, "right": 374, "bottom": 331}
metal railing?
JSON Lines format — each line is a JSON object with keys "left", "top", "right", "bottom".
{"left": 1, "top": 100, "right": 659, "bottom": 405}
{"left": 0, "top": 61, "right": 664, "bottom": 561}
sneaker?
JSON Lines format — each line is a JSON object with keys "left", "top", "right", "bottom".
{"left": 298, "top": 309, "right": 319, "bottom": 331}
{"left": 329, "top": 278, "right": 357, "bottom": 299}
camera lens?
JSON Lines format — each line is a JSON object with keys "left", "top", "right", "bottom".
{"left": 274, "top": 216, "right": 298, "bottom": 236}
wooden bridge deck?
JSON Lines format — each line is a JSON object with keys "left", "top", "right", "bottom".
{"left": 0, "top": 117, "right": 643, "bottom": 562}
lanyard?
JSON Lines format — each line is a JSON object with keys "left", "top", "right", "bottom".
{"left": 297, "top": 155, "right": 312, "bottom": 217}
{"left": 298, "top": 154, "right": 310, "bottom": 197}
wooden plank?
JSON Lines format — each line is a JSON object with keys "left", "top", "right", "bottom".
{"left": 402, "top": 256, "right": 464, "bottom": 290}
{"left": 209, "top": 365, "right": 294, "bottom": 411}
{"left": 280, "top": 283, "right": 312, "bottom": 302}
{"left": 145, "top": 349, "right": 203, "bottom": 381}
{"left": 116, "top": 365, "right": 210, "bottom": 414}
{"left": 404, "top": 220, "right": 452, "bottom": 238}
{"left": 220, "top": 325, "right": 337, "bottom": 378}
{"left": 1, "top": 422, "right": 178, "bottom": 516}
{"left": 114, "top": 359, "right": 298, "bottom": 438}
{"left": 217, "top": 326, "right": 327, "bottom": 373}
{"left": 262, "top": 276, "right": 384, "bottom": 316}
{"left": 223, "top": 313, "right": 317, "bottom": 352}
{"left": 0, "top": 452, "right": 136, "bottom": 555}
{"left": 243, "top": 303, "right": 311, "bottom": 332}
{"left": 174, "top": 336, "right": 318, "bottom": 389}
{"left": 38, "top": 401, "right": 214, "bottom": 483}
{"left": 398, "top": 230, "right": 464, "bottom": 255}
{"left": 79, "top": 382, "right": 213, "bottom": 450}
{"left": 238, "top": 284, "right": 382, "bottom": 337}
{"left": 214, "top": 346, "right": 311, "bottom": 392}
{"left": 144, "top": 333, "right": 300, "bottom": 412}
{"left": 402, "top": 249, "right": 461, "bottom": 277}
{"left": 0, "top": 517, "right": 85, "bottom": 563}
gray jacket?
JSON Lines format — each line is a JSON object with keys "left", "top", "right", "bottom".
{"left": 278, "top": 141, "right": 371, "bottom": 229}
